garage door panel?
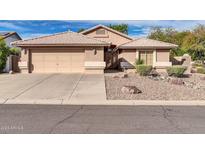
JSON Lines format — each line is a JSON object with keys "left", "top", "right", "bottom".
{"left": 71, "top": 52, "right": 84, "bottom": 72}
{"left": 58, "top": 53, "right": 71, "bottom": 73}
{"left": 31, "top": 49, "right": 84, "bottom": 73}
{"left": 32, "top": 53, "right": 45, "bottom": 73}
{"left": 44, "top": 53, "right": 58, "bottom": 73}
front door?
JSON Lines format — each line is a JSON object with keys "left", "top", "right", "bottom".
{"left": 140, "top": 51, "right": 153, "bottom": 65}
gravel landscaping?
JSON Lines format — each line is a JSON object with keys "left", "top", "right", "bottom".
{"left": 105, "top": 72, "right": 205, "bottom": 100}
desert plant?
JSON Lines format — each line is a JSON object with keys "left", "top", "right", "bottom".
{"left": 196, "top": 67, "right": 205, "bottom": 74}
{"left": 136, "top": 65, "right": 152, "bottom": 76}
{"left": 166, "top": 66, "right": 187, "bottom": 77}
{"left": 192, "top": 60, "right": 204, "bottom": 67}
{"left": 135, "top": 59, "right": 144, "bottom": 66}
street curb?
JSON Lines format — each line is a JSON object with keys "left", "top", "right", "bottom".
{"left": 0, "top": 99, "right": 6, "bottom": 104}
{"left": 5, "top": 99, "right": 63, "bottom": 105}
{"left": 65, "top": 100, "right": 205, "bottom": 106}
{"left": 2, "top": 99, "right": 205, "bottom": 106}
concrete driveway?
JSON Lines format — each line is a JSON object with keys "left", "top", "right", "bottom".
{"left": 0, "top": 73, "right": 106, "bottom": 104}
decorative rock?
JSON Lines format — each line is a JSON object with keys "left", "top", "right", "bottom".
{"left": 182, "top": 54, "right": 192, "bottom": 74}
{"left": 112, "top": 73, "right": 128, "bottom": 79}
{"left": 184, "top": 81, "right": 195, "bottom": 88}
{"left": 148, "top": 76, "right": 160, "bottom": 81}
{"left": 160, "top": 76, "right": 166, "bottom": 80}
{"left": 112, "top": 75, "right": 119, "bottom": 78}
{"left": 193, "top": 85, "right": 200, "bottom": 90}
{"left": 200, "top": 76, "right": 205, "bottom": 80}
{"left": 149, "top": 69, "right": 159, "bottom": 77}
{"left": 121, "top": 86, "right": 142, "bottom": 94}
{"left": 169, "top": 78, "right": 184, "bottom": 85}
{"left": 119, "top": 73, "right": 128, "bottom": 78}
{"left": 159, "top": 72, "right": 169, "bottom": 81}
{"left": 9, "top": 70, "right": 14, "bottom": 74}
{"left": 191, "top": 68, "right": 197, "bottom": 73}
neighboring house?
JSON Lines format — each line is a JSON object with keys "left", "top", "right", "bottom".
{"left": 0, "top": 32, "right": 22, "bottom": 72}
{"left": 12, "top": 24, "right": 177, "bottom": 74}
{"left": 0, "top": 32, "right": 22, "bottom": 47}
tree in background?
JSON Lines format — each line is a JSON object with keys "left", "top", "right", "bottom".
{"left": 77, "top": 28, "right": 85, "bottom": 33}
{"left": 108, "top": 24, "right": 128, "bottom": 34}
{"left": 148, "top": 24, "right": 205, "bottom": 61}
{"left": 0, "top": 38, "right": 10, "bottom": 72}
{"left": 189, "top": 25, "right": 205, "bottom": 61}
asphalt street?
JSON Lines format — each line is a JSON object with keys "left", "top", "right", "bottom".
{"left": 0, "top": 104, "right": 205, "bottom": 133}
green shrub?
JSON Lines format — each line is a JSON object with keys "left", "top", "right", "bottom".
{"left": 136, "top": 65, "right": 152, "bottom": 76}
{"left": 196, "top": 67, "right": 205, "bottom": 74}
{"left": 10, "top": 47, "right": 21, "bottom": 56}
{"left": 135, "top": 59, "right": 144, "bottom": 65}
{"left": 166, "top": 66, "right": 187, "bottom": 77}
{"left": 0, "top": 39, "right": 10, "bottom": 72}
{"left": 192, "top": 60, "right": 204, "bottom": 67}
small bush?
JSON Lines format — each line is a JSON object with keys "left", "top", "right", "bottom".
{"left": 10, "top": 47, "right": 21, "bottom": 56}
{"left": 166, "top": 66, "right": 187, "bottom": 77}
{"left": 196, "top": 67, "right": 205, "bottom": 74}
{"left": 135, "top": 59, "right": 144, "bottom": 65}
{"left": 192, "top": 60, "right": 204, "bottom": 67}
{"left": 136, "top": 65, "right": 152, "bottom": 76}
{"left": 0, "top": 39, "right": 10, "bottom": 72}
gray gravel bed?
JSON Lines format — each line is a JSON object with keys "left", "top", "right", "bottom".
{"left": 105, "top": 73, "right": 205, "bottom": 100}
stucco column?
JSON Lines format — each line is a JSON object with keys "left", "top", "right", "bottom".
{"left": 18, "top": 48, "right": 29, "bottom": 73}
{"left": 136, "top": 50, "right": 139, "bottom": 59}
{"left": 153, "top": 50, "right": 157, "bottom": 66}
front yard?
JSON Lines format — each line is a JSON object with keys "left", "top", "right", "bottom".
{"left": 105, "top": 72, "right": 205, "bottom": 100}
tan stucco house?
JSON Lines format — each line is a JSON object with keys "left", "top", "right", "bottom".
{"left": 13, "top": 24, "right": 178, "bottom": 74}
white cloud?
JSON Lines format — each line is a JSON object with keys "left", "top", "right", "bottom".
{"left": 0, "top": 21, "right": 29, "bottom": 31}
{"left": 87, "top": 20, "right": 205, "bottom": 31}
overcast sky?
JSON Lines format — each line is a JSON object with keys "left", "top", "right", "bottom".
{"left": 1, "top": 20, "right": 205, "bottom": 39}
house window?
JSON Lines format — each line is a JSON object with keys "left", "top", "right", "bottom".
{"left": 140, "top": 51, "right": 153, "bottom": 65}
{"left": 96, "top": 29, "right": 106, "bottom": 35}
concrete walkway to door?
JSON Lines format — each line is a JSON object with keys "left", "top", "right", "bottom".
{"left": 0, "top": 73, "right": 106, "bottom": 104}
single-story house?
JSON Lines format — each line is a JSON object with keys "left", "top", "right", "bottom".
{"left": 12, "top": 24, "right": 178, "bottom": 74}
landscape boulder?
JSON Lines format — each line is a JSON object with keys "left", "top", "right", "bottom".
{"left": 121, "top": 86, "right": 142, "bottom": 94}
{"left": 113, "top": 73, "right": 128, "bottom": 79}
{"left": 112, "top": 75, "right": 119, "bottom": 78}
{"left": 149, "top": 69, "right": 159, "bottom": 77}
{"left": 120, "top": 73, "right": 128, "bottom": 78}
{"left": 169, "top": 78, "right": 184, "bottom": 85}
{"left": 9, "top": 70, "right": 14, "bottom": 74}
{"left": 200, "top": 76, "right": 205, "bottom": 80}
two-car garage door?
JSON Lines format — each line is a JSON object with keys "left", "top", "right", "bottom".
{"left": 31, "top": 49, "right": 84, "bottom": 73}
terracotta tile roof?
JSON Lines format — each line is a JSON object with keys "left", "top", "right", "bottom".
{"left": 80, "top": 24, "right": 133, "bottom": 40}
{"left": 118, "top": 38, "right": 178, "bottom": 49}
{"left": 12, "top": 31, "right": 110, "bottom": 46}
